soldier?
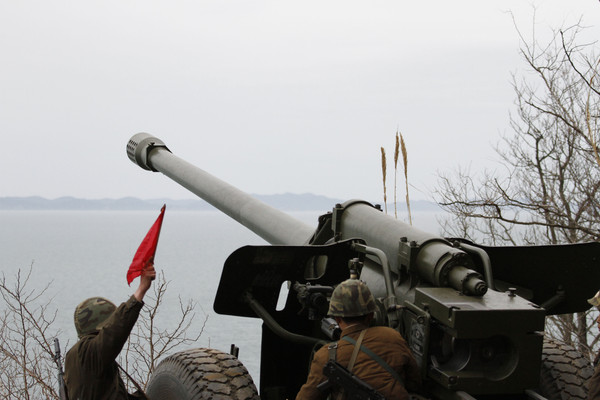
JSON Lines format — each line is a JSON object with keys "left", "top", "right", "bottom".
{"left": 296, "top": 278, "right": 421, "bottom": 400}
{"left": 64, "top": 262, "right": 156, "bottom": 400}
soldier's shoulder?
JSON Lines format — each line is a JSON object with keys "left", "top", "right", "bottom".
{"left": 67, "top": 334, "right": 97, "bottom": 356}
{"left": 368, "top": 326, "right": 404, "bottom": 339}
{"left": 312, "top": 342, "right": 334, "bottom": 364}
{"left": 65, "top": 339, "right": 86, "bottom": 368}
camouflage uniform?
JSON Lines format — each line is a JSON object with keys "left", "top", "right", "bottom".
{"left": 296, "top": 279, "right": 421, "bottom": 400}
{"left": 296, "top": 323, "right": 421, "bottom": 400}
{"left": 65, "top": 296, "right": 144, "bottom": 400}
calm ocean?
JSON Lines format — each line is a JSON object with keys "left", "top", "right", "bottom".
{"left": 0, "top": 208, "right": 443, "bottom": 384}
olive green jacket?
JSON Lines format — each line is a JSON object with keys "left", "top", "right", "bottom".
{"left": 65, "top": 296, "right": 143, "bottom": 400}
{"left": 296, "top": 324, "right": 421, "bottom": 400}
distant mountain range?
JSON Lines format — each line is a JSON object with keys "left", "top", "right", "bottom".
{"left": 0, "top": 195, "right": 441, "bottom": 212}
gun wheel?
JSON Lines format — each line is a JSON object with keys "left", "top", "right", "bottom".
{"left": 145, "top": 347, "right": 260, "bottom": 400}
{"left": 538, "top": 337, "right": 593, "bottom": 400}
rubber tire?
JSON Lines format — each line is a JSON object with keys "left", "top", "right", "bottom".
{"left": 146, "top": 348, "right": 260, "bottom": 400}
{"left": 538, "top": 337, "right": 594, "bottom": 400}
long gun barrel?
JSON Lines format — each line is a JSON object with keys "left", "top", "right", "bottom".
{"left": 127, "top": 132, "right": 314, "bottom": 245}
{"left": 127, "top": 133, "right": 486, "bottom": 296}
{"left": 332, "top": 200, "right": 488, "bottom": 296}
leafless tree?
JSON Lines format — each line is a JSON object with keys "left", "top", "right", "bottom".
{"left": 436, "top": 17, "right": 600, "bottom": 359}
{"left": 120, "top": 271, "right": 207, "bottom": 390}
{"left": 0, "top": 267, "right": 206, "bottom": 398}
{"left": 0, "top": 266, "right": 60, "bottom": 399}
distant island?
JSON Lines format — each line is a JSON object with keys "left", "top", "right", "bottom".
{"left": 0, "top": 195, "right": 441, "bottom": 212}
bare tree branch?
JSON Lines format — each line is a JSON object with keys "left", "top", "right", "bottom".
{"left": 0, "top": 266, "right": 206, "bottom": 397}
{"left": 120, "top": 271, "right": 208, "bottom": 390}
{"left": 436, "top": 15, "right": 600, "bottom": 358}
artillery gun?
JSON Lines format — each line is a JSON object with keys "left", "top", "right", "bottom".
{"left": 127, "top": 133, "right": 600, "bottom": 400}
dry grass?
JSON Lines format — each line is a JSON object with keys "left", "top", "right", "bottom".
{"left": 380, "top": 147, "right": 387, "bottom": 214}
{"left": 400, "top": 132, "right": 412, "bottom": 225}
{"left": 380, "top": 131, "right": 412, "bottom": 224}
{"left": 393, "top": 132, "right": 399, "bottom": 218}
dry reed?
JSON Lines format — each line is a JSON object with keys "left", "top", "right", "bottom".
{"left": 400, "top": 133, "right": 412, "bottom": 225}
{"left": 380, "top": 147, "right": 387, "bottom": 214}
{"left": 393, "top": 131, "right": 400, "bottom": 218}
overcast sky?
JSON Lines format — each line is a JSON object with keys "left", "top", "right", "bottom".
{"left": 1, "top": 1, "right": 598, "bottom": 203}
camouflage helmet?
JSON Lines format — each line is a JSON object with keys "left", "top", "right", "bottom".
{"left": 74, "top": 297, "right": 116, "bottom": 338}
{"left": 328, "top": 279, "right": 376, "bottom": 318}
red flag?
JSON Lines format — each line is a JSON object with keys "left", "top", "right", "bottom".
{"left": 127, "top": 205, "right": 166, "bottom": 285}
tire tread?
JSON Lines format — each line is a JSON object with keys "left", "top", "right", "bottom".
{"left": 146, "top": 348, "right": 260, "bottom": 400}
{"left": 539, "top": 337, "right": 593, "bottom": 400}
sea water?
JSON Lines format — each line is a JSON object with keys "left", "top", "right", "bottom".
{"left": 0, "top": 208, "right": 445, "bottom": 384}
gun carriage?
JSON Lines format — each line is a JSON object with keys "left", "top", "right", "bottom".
{"left": 127, "top": 133, "right": 600, "bottom": 400}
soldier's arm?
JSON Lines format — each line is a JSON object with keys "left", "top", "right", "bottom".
{"left": 403, "top": 352, "right": 422, "bottom": 392}
{"left": 398, "top": 336, "right": 422, "bottom": 393}
{"left": 85, "top": 264, "right": 155, "bottom": 369}
{"left": 134, "top": 262, "right": 156, "bottom": 301}
{"left": 295, "top": 347, "right": 329, "bottom": 400}
{"left": 90, "top": 296, "right": 144, "bottom": 367}
{"left": 383, "top": 329, "right": 422, "bottom": 393}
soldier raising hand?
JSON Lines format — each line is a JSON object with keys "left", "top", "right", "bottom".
{"left": 64, "top": 261, "right": 156, "bottom": 400}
